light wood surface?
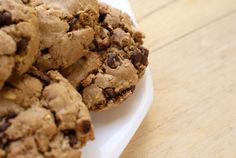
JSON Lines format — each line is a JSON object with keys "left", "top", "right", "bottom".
{"left": 121, "top": 0, "right": 236, "bottom": 157}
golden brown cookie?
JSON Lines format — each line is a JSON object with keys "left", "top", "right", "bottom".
{"left": 0, "top": 0, "right": 40, "bottom": 89}
{"left": 0, "top": 71, "right": 94, "bottom": 158}
{"left": 63, "top": 3, "right": 149, "bottom": 111}
{"left": 27, "top": 0, "right": 99, "bottom": 71}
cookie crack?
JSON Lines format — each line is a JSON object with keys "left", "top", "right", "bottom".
{"left": 34, "top": 137, "right": 46, "bottom": 157}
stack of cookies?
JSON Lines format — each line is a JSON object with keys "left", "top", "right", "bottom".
{"left": 0, "top": 0, "right": 149, "bottom": 157}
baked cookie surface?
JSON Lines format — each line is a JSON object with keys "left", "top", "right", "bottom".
{"left": 63, "top": 3, "right": 149, "bottom": 111}
{"left": 0, "top": 0, "right": 40, "bottom": 89}
{"left": 27, "top": 0, "right": 99, "bottom": 71}
{"left": 0, "top": 71, "right": 94, "bottom": 158}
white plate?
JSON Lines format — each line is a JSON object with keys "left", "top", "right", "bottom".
{"left": 81, "top": 1, "right": 154, "bottom": 158}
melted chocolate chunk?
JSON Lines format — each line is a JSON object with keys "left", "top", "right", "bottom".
{"left": 17, "top": 38, "right": 29, "bottom": 53}
{"left": 68, "top": 17, "right": 78, "bottom": 32}
{"left": 0, "top": 133, "right": 9, "bottom": 149}
{"left": 131, "top": 51, "right": 143, "bottom": 65}
{"left": 116, "top": 86, "right": 136, "bottom": 99}
{"left": 68, "top": 134, "right": 77, "bottom": 146}
{"left": 80, "top": 55, "right": 87, "bottom": 61}
{"left": 103, "top": 87, "right": 115, "bottom": 100}
{"left": 90, "top": 69, "right": 99, "bottom": 75}
{"left": 99, "top": 14, "right": 106, "bottom": 23}
{"left": 131, "top": 46, "right": 149, "bottom": 66}
{"left": 0, "top": 122, "right": 11, "bottom": 133}
{"left": 41, "top": 48, "right": 49, "bottom": 55}
{"left": 81, "top": 120, "right": 91, "bottom": 134}
{"left": 129, "top": 85, "right": 136, "bottom": 93}
{"left": 107, "top": 53, "right": 120, "bottom": 69}
{"left": 139, "top": 46, "right": 149, "bottom": 65}
{"left": 6, "top": 112, "right": 17, "bottom": 120}
{"left": 0, "top": 11, "right": 12, "bottom": 27}
{"left": 63, "top": 130, "right": 77, "bottom": 146}
{"left": 21, "top": 0, "right": 30, "bottom": 4}
{"left": 76, "top": 84, "right": 84, "bottom": 94}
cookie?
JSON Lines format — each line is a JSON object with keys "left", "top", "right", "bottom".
{"left": 0, "top": 71, "right": 94, "bottom": 158}
{"left": 0, "top": 0, "right": 40, "bottom": 89}
{"left": 24, "top": 0, "right": 99, "bottom": 71}
{"left": 0, "top": 56, "right": 14, "bottom": 90}
{"left": 62, "top": 3, "right": 149, "bottom": 111}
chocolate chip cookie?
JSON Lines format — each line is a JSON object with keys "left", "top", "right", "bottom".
{"left": 25, "top": 0, "right": 99, "bottom": 71}
{"left": 63, "top": 3, "right": 149, "bottom": 111}
{"left": 0, "top": 0, "right": 40, "bottom": 89}
{"left": 0, "top": 71, "right": 94, "bottom": 158}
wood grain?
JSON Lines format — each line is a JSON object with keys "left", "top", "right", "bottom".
{"left": 130, "top": 0, "right": 177, "bottom": 21}
{"left": 136, "top": 0, "right": 236, "bottom": 52}
{"left": 121, "top": 0, "right": 236, "bottom": 157}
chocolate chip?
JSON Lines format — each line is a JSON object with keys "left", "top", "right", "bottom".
{"left": 99, "top": 14, "right": 106, "bottom": 23}
{"left": 76, "top": 84, "right": 84, "bottom": 94}
{"left": 130, "top": 85, "right": 136, "bottom": 93}
{"left": 103, "top": 87, "right": 115, "bottom": 100}
{"left": 118, "top": 86, "right": 136, "bottom": 98}
{"left": 6, "top": 112, "right": 17, "bottom": 120}
{"left": 79, "top": 120, "right": 92, "bottom": 133}
{"left": 0, "top": 133, "right": 8, "bottom": 149}
{"left": 68, "top": 17, "right": 78, "bottom": 31}
{"left": 0, "top": 122, "right": 11, "bottom": 132}
{"left": 131, "top": 51, "right": 143, "bottom": 65}
{"left": 22, "top": 0, "right": 30, "bottom": 4}
{"left": 81, "top": 120, "right": 91, "bottom": 134}
{"left": 52, "top": 111, "right": 60, "bottom": 126}
{"left": 17, "top": 38, "right": 29, "bottom": 53}
{"left": 68, "top": 134, "right": 77, "bottom": 146}
{"left": 0, "top": 11, "right": 13, "bottom": 27}
{"left": 107, "top": 53, "right": 120, "bottom": 69}
{"left": 63, "top": 130, "right": 77, "bottom": 146}
{"left": 63, "top": 129, "right": 72, "bottom": 135}
{"left": 41, "top": 48, "right": 49, "bottom": 54}
{"left": 139, "top": 46, "right": 149, "bottom": 65}
{"left": 0, "top": 133, "right": 4, "bottom": 140}
{"left": 80, "top": 56, "right": 87, "bottom": 61}
{"left": 90, "top": 69, "right": 99, "bottom": 75}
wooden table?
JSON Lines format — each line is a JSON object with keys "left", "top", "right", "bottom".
{"left": 121, "top": 0, "right": 236, "bottom": 157}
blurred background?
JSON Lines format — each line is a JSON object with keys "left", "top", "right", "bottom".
{"left": 121, "top": 0, "right": 236, "bottom": 157}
